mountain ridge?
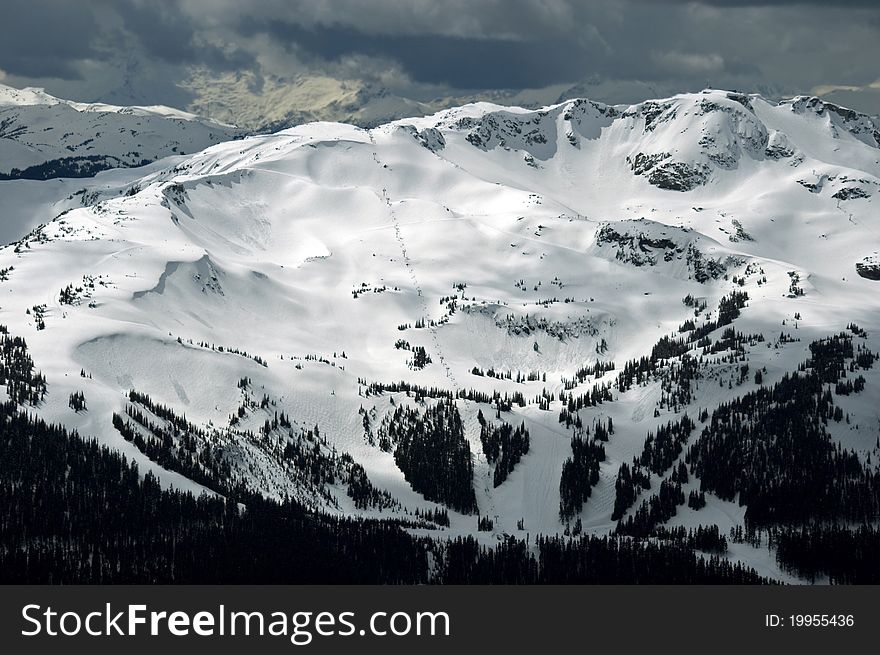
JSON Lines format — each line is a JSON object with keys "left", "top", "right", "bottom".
{"left": 0, "top": 82, "right": 242, "bottom": 180}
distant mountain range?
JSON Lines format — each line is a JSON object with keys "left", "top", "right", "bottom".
{"left": 0, "top": 83, "right": 241, "bottom": 180}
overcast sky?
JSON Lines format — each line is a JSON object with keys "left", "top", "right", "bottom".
{"left": 1, "top": 0, "right": 878, "bottom": 116}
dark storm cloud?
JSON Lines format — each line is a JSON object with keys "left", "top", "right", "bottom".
{"left": 228, "top": 0, "right": 879, "bottom": 92}
{"left": 0, "top": 0, "right": 248, "bottom": 82}
{"left": 232, "top": 3, "right": 742, "bottom": 91}
{"left": 114, "top": 2, "right": 212, "bottom": 64}
{"left": 1, "top": 0, "right": 878, "bottom": 114}
{"left": 0, "top": 0, "right": 102, "bottom": 79}
{"left": 651, "top": 0, "right": 879, "bottom": 5}
{"left": 239, "top": 20, "right": 608, "bottom": 89}
{"left": 111, "top": 1, "right": 252, "bottom": 70}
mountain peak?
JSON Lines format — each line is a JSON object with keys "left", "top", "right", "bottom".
{"left": 0, "top": 83, "right": 62, "bottom": 107}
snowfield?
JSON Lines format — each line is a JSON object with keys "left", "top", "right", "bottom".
{"left": 1, "top": 88, "right": 879, "bottom": 581}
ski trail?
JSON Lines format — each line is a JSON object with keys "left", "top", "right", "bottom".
{"left": 368, "top": 132, "right": 459, "bottom": 390}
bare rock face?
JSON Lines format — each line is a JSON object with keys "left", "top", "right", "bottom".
{"left": 856, "top": 255, "right": 880, "bottom": 280}
{"left": 784, "top": 96, "right": 880, "bottom": 149}
{"left": 626, "top": 152, "right": 712, "bottom": 192}
{"left": 622, "top": 93, "right": 771, "bottom": 192}
{"left": 647, "top": 161, "right": 712, "bottom": 192}
{"left": 593, "top": 219, "right": 744, "bottom": 282}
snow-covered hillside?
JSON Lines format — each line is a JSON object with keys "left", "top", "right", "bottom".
{"left": 2, "top": 88, "right": 879, "bottom": 582}
{"left": 0, "top": 83, "right": 240, "bottom": 179}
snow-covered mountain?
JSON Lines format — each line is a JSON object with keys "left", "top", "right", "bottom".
{"left": 0, "top": 83, "right": 241, "bottom": 180}
{"left": 2, "top": 88, "right": 880, "bottom": 581}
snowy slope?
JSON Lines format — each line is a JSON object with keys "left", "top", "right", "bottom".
{"left": 2, "top": 88, "right": 879, "bottom": 578}
{"left": 0, "top": 83, "right": 241, "bottom": 179}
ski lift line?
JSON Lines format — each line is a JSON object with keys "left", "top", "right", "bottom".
{"left": 368, "top": 133, "right": 459, "bottom": 390}
{"left": 834, "top": 198, "right": 880, "bottom": 241}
